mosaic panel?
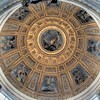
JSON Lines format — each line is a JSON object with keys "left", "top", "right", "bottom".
{"left": 71, "top": 64, "right": 89, "bottom": 85}
{"left": 28, "top": 72, "right": 40, "bottom": 91}
{"left": 75, "top": 9, "right": 94, "bottom": 24}
{"left": 11, "top": 62, "right": 31, "bottom": 84}
{"left": 1, "top": 35, "right": 17, "bottom": 54}
{"left": 10, "top": 7, "right": 30, "bottom": 20}
{"left": 87, "top": 40, "right": 100, "bottom": 57}
{"left": 41, "top": 76, "right": 58, "bottom": 93}
{"left": 41, "top": 30, "right": 63, "bottom": 51}
{"left": 46, "top": 0, "right": 60, "bottom": 7}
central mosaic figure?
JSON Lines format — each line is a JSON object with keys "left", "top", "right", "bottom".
{"left": 41, "top": 30, "right": 63, "bottom": 51}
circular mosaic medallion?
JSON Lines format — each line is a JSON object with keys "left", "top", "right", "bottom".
{"left": 41, "top": 29, "right": 63, "bottom": 52}
{"left": 38, "top": 26, "right": 66, "bottom": 55}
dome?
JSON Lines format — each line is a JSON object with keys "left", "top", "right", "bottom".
{"left": 0, "top": 1, "right": 100, "bottom": 100}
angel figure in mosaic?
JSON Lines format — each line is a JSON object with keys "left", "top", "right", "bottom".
{"left": 41, "top": 76, "right": 58, "bottom": 93}
{"left": 1, "top": 36, "right": 16, "bottom": 53}
{"left": 11, "top": 63, "right": 30, "bottom": 84}
{"left": 72, "top": 67, "right": 89, "bottom": 85}
{"left": 42, "top": 30, "right": 61, "bottom": 51}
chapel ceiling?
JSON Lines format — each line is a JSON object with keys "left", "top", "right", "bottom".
{"left": 0, "top": 1, "right": 100, "bottom": 100}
